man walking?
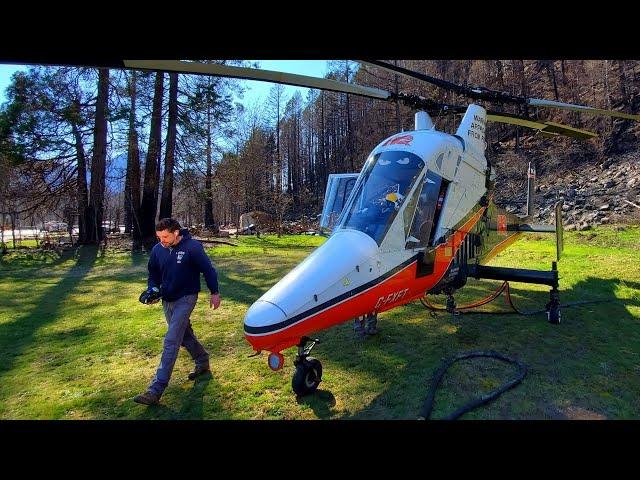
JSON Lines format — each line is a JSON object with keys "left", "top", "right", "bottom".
{"left": 134, "top": 218, "right": 221, "bottom": 405}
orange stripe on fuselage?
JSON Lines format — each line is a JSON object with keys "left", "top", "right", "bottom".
{"left": 245, "top": 206, "right": 487, "bottom": 354}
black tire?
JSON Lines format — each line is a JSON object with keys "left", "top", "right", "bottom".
{"left": 292, "top": 357, "right": 322, "bottom": 396}
{"left": 548, "top": 306, "right": 561, "bottom": 324}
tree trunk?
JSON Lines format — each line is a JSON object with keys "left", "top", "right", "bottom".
{"left": 159, "top": 72, "right": 178, "bottom": 219}
{"left": 124, "top": 150, "right": 131, "bottom": 234}
{"left": 615, "top": 60, "right": 630, "bottom": 109}
{"left": 394, "top": 60, "right": 401, "bottom": 131}
{"left": 495, "top": 60, "right": 505, "bottom": 88}
{"left": 86, "top": 68, "right": 109, "bottom": 245}
{"left": 548, "top": 62, "right": 560, "bottom": 101}
{"left": 139, "top": 72, "right": 164, "bottom": 250}
{"left": 513, "top": 60, "right": 528, "bottom": 151}
{"left": 125, "top": 71, "right": 142, "bottom": 249}
{"left": 11, "top": 211, "right": 17, "bottom": 249}
{"left": 275, "top": 90, "right": 282, "bottom": 237}
{"left": 72, "top": 120, "right": 89, "bottom": 244}
{"left": 319, "top": 92, "right": 326, "bottom": 200}
{"left": 203, "top": 105, "right": 217, "bottom": 232}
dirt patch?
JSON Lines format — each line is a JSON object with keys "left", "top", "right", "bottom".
{"left": 561, "top": 405, "right": 607, "bottom": 420}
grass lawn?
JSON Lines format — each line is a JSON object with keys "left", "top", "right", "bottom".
{"left": 1, "top": 239, "right": 39, "bottom": 249}
{"left": 0, "top": 226, "right": 639, "bottom": 419}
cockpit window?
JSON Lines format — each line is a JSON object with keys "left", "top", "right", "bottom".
{"left": 338, "top": 151, "right": 424, "bottom": 244}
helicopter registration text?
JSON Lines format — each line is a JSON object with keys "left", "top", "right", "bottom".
{"left": 375, "top": 288, "right": 410, "bottom": 309}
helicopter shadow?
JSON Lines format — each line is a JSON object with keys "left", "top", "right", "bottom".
{"left": 317, "top": 275, "right": 640, "bottom": 420}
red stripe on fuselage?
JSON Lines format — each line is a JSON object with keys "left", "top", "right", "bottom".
{"left": 245, "top": 206, "right": 487, "bottom": 353}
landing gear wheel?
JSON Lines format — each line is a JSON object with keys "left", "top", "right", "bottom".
{"left": 292, "top": 357, "right": 323, "bottom": 396}
{"left": 547, "top": 287, "right": 561, "bottom": 325}
{"left": 548, "top": 305, "right": 561, "bottom": 324}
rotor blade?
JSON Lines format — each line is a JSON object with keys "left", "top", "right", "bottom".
{"left": 360, "top": 60, "right": 523, "bottom": 104}
{"left": 393, "top": 93, "right": 467, "bottom": 115}
{"left": 527, "top": 98, "right": 640, "bottom": 121}
{"left": 124, "top": 60, "right": 392, "bottom": 101}
{"left": 487, "top": 112, "right": 598, "bottom": 139}
{"left": 538, "top": 122, "right": 598, "bottom": 139}
{"left": 364, "top": 60, "right": 640, "bottom": 123}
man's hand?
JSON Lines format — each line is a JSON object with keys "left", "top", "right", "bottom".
{"left": 210, "top": 293, "right": 221, "bottom": 309}
{"left": 139, "top": 287, "right": 162, "bottom": 305}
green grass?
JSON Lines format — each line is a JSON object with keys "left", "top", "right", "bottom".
{"left": 0, "top": 227, "right": 639, "bottom": 419}
{"left": 1, "top": 239, "right": 39, "bottom": 249}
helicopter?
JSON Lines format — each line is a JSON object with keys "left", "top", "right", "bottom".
{"left": 16, "top": 59, "right": 640, "bottom": 396}
{"left": 113, "top": 60, "right": 640, "bottom": 396}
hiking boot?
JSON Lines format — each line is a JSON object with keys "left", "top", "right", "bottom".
{"left": 188, "top": 363, "right": 211, "bottom": 380}
{"left": 133, "top": 390, "right": 160, "bottom": 405}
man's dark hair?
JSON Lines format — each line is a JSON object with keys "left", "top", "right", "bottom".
{"left": 155, "top": 218, "right": 182, "bottom": 233}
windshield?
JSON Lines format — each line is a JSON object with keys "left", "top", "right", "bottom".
{"left": 338, "top": 150, "right": 425, "bottom": 244}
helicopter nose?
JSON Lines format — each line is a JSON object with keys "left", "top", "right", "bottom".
{"left": 244, "top": 300, "right": 287, "bottom": 330}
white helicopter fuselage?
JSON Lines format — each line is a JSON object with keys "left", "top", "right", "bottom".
{"left": 244, "top": 106, "right": 494, "bottom": 355}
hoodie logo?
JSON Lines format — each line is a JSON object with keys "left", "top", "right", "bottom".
{"left": 177, "top": 251, "right": 185, "bottom": 263}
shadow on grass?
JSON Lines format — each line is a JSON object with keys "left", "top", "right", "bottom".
{"left": 177, "top": 372, "right": 214, "bottom": 419}
{"left": 216, "top": 268, "right": 283, "bottom": 307}
{"left": 300, "top": 275, "right": 640, "bottom": 420}
{"left": 132, "top": 372, "right": 227, "bottom": 420}
{"left": 210, "top": 254, "right": 305, "bottom": 309}
{"left": 296, "top": 389, "right": 337, "bottom": 418}
{"left": 0, "top": 245, "right": 98, "bottom": 380}
{"left": 130, "top": 251, "right": 147, "bottom": 267}
{"left": 0, "top": 247, "right": 77, "bottom": 274}
{"left": 37, "top": 325, "right": 96, "bottom": 343}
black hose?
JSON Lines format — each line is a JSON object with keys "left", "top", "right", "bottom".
{"left": 418, "top": 350, "right": 527, "bottom": 420}
{"left": 421, "top": 281, "right": 612, "bottom": 316}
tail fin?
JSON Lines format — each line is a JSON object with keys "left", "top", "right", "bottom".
{"left": 455, "top": 104, "right": 487, "bottom": 158}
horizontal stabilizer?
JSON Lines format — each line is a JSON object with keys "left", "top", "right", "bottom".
{"left": 515, "top": 224, "right": 556, "bottom": 233}
{"left": 468, "top": 264, "right": 558, "bottom": 288}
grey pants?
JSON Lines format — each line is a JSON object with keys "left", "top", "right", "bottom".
{"left": 148, "top": 294, "right": 210, "bottom": 396}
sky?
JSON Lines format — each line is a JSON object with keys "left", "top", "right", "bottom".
{"left": 0, "top": 63, "right": 24, "bottom": 103}
{"left": 0, "top": 60, "right": 331, "bottom": 108}
{"left": 236, "top": 60, "right": 330, "bottom": 106}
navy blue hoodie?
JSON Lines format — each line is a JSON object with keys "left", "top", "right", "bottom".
{"left": 147, "top": 228, "right": 219, "bottom": 302}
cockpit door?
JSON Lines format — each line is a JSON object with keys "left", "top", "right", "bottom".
{"left": 405, "top": 171, "right": 445, "bottom": 249}
{"left": 319, "top": 173, "right": 359, "bottom": 232}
